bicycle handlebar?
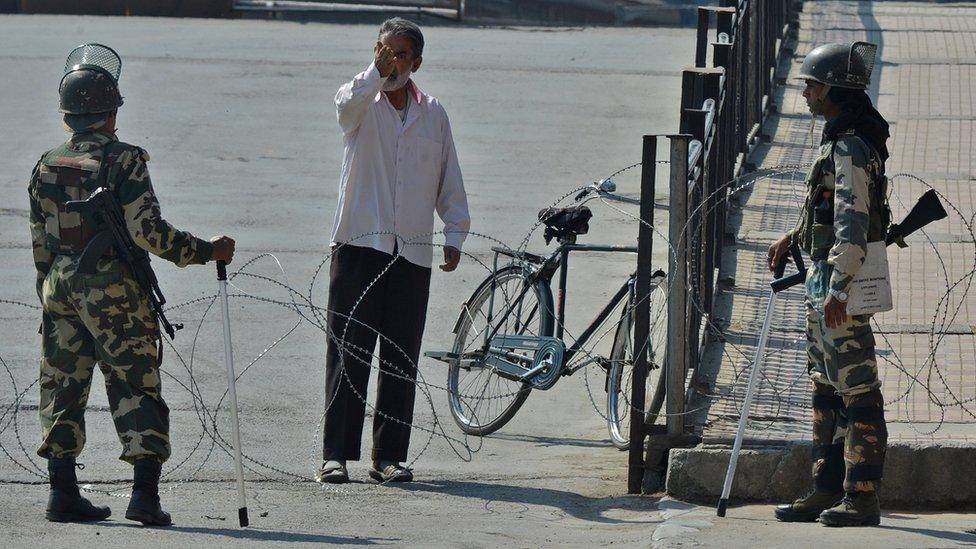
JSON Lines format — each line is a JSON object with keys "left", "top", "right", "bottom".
{"left": 575, "top": 179, "right": 642, "bottom": 206}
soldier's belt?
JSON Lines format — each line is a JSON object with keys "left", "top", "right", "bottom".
{"left": 50, "top": 245, "right": 117, "bottom": 260}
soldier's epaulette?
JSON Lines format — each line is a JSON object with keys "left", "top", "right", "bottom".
{"left": 38, "top": 148, "right": 57, "bottom": 165}
{"left": 111, "top": 142, "right": 150, "bottom": 165}
{"left": 133, "top": 145, "right": 150, "bottom": 163}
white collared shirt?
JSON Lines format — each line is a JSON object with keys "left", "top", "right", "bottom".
{"left": 330, "top": 62, "right": 470, "bottom": 268}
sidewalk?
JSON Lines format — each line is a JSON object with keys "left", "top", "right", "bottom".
{"left": 669, "top": 0, "right": 976, "bottom": 507}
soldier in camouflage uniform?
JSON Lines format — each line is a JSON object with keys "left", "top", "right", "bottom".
{"left": 28, "top": 44, "right": 235, "bottom": 525}
{"left": 769, "top": 42, "right": 891, "bottom": 527}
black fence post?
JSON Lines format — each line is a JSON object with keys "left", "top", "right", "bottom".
{"left": 628, "top": 135, "right": 657, "bottom": 494}
{"left": 680, "top": 105, "right": 706, "bottom": 374}
{"left": 698, "top": 70, "right": 724, "bottom": 316}
{"left": 696, "top": 7, "right": 710, "bottom": 68}
{"left": 645, "top": 0, "right": 799, "bottom": 493}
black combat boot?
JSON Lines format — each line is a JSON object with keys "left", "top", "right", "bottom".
{"left": 125, "top": 459, "right": 172, "bottom": 526}
{"left": 45, "top": 457, "right": 112, "bottom": 522}
{"left": 819, "top": 491, "right": 881, "bottom": 527}
{"left": 774, "top": 489, "right": 844, "bottom": 522}
{"left": 774, "top": 443, "right": 844, "bottom": 522}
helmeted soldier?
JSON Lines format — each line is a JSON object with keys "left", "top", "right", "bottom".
{"left": 28, "top": 44, "right": 236, "bottom": 525}
{"left": 768, "top": 41, "right": 891, "bottom": 527}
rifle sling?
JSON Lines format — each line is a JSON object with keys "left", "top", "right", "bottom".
{"left": 87, "top": 141, "right": 180, "bottom": 339}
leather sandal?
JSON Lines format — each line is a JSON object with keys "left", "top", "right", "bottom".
{"left": 369, "top": 462, "right": 413, "bottom": 483}
{"left": 315, "top": 461, "right": 349, "bottom": 484}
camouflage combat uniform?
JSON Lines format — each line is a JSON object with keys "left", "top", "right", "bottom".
{"left": 790, "top": 129, "right": 890, "bottom": 494}
{"left": 29, "top": 130, "right": 212, "bottom": 464}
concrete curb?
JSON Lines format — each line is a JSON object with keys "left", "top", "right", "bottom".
{"left": 667, "top": 443, "right": 976, "bottom": 510}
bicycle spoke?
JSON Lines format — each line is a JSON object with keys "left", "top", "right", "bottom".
{"left": 448, "top": 267, "right": 544, "bottom": 432}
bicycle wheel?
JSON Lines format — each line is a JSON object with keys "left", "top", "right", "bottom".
{"left": 448, "top": 265, "right": 554, "bottom": 436}
{"left": 606, "top": 278, "right": 668, "bottom": 450}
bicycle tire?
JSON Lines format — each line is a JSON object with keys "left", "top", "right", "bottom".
{"left": 447, "top": 265, "right": 554, "bottom": 436}
{"left": 606, "top": 282, "right": 667, "bottom": 450}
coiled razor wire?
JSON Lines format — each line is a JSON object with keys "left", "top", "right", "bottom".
{"left": 1, "top": 162, "right": 974, "bottom": 501}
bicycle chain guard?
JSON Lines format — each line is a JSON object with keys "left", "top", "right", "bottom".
{"left": 487, "top": 335, "right": 565, "bottom": 390}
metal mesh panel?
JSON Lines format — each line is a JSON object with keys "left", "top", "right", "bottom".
{"left": 64, "top": 43, "right": 122, "bottom": 81}
{"left": 850, "top": 41, "right": 877, "bottom": 86}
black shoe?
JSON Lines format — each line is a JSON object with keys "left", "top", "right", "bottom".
{"left": 125, "top": 459, "right": 172, "bottom": 526}
{"left": 774, "top": 490, "right": 843, "bottom": 522}
{"left": 45, "top": 458, "right": 112, "bottom": 523}
{"left": 819, "top": 492, "right": 881, "bottom": 527}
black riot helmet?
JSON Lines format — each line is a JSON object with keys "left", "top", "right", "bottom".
{"left": 796, "top": 41, "right": 877, "bottom": 90}
{"left": 58, "top": 43, "right": 124, "bottom": 115}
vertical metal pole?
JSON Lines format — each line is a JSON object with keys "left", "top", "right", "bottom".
{"left": 628, "top": 135, "right": 657, "bottom": 494}
{"left": 695, "top": 8, "right": 709, "bottom": 68}
{"left": 555, "top": 248, "right": 570, "bottom": 340}
{"left": 737, "top": 8, "right": 747, "bottom": 154}
{"left": 702, "top": 145, "right": 715, "bottom": 316}
{"left": 484, "top": 252, "right": 500, "bottom": 347}
{"left": 680, "top": 70, "right": 697, "bottom": 111}
{"left": 665, "top": 135, "right": 690, "bottom": 437}
{"left": 217, "top": 261, "right": 249, "bottom": 528}
{"left": 758, "top": 0, "right": 764, "bottom": 108}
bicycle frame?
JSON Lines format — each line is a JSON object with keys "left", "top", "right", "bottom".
{"left": 481, "top": 240, "right": 638, "bottom": 375}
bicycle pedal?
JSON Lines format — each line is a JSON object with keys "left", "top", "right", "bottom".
{"left": 424, "top": 351, "right": 458, "bottom": 363}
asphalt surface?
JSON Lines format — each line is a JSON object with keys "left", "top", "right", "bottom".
{"left": 651, "top": 499, "right": 976, "bottom": 549}
{"left": 0, "top": 14, "right": 692, "bottom": 547}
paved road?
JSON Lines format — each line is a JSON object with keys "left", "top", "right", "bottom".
{"left": 651, "top": 499, "right": 976, "bottom": 548}
{"left": 0, "top": 14, "right": 692, "bottom": 546}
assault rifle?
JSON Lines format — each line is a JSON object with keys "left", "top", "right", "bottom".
{"left": 66, "top": 187, "right": 182, "bottom": 339}
{"left": 770, "top": 188, "right": 948, "bottom": 293}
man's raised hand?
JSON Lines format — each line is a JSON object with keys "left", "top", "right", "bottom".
{"left": 374, "top": 42, "right": 396, "bottom": 78}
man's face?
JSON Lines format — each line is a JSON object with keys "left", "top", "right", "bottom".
{"left": 377, "top": 33, "right": 422, "bottom": 92}
{"left": 802, "top": 79, "right": 829, "bottom": 115}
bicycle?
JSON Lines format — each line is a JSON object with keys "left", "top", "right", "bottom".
{"left": 426, "top": 180, "right": 669, "bottom": 449}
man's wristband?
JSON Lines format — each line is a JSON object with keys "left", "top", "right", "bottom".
{"left": 828, "top": 288, "right": 849, "bottom": 302}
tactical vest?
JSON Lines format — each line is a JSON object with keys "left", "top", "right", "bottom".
{"left": 34, "top": 138, "right": 119, "bottom": 255}
{"left": 794, "top": 134, "right": 890, "bottom": 260}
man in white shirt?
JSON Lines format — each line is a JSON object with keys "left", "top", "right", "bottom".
{"left": 317, "top": 18, "right": 470, "bottom": 484}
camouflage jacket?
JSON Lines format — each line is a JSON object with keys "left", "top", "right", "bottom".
{"left": 28, "top": 131, "right": 212, "bottom": 299}
{"left": 790, "top": 129, "right": 888, "bottom": 295}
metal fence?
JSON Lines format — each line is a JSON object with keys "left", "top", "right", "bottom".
{"left": 234, "top": 0, "right": 465, "bottom": 19}
{"left": 628, "top": 0, "right": 800, "bottom": 494}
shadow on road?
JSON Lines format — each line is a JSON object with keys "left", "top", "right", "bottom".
{"left": 489, "top": 432, "right": 612, "bottom": 448}
{"left": 878, "top": 525, "right": 976, "bottom": 546}
{"left": 395, "top": 479, "right": 659, "bottom": 525}
{"left": 94, "top": 522, "right": 394, "bottom": 544}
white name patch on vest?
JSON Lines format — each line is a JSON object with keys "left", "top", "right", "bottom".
{"left": 846, "top": 240, "right": 893, "bottom": 315}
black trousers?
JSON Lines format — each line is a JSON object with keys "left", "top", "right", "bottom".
{"left": 322, "top": 244, "right": 431, "bottom": 462}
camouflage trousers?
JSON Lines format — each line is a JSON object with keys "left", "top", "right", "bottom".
{"left": 805, "top": 261, "right": 887, "bottom": 493}
{"left": 36, "top": 254, "right": 170, "bottom": 464}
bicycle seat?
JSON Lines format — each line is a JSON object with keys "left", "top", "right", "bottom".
{"left": 538, "top": 206, "right": 592, "bottom": 244}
